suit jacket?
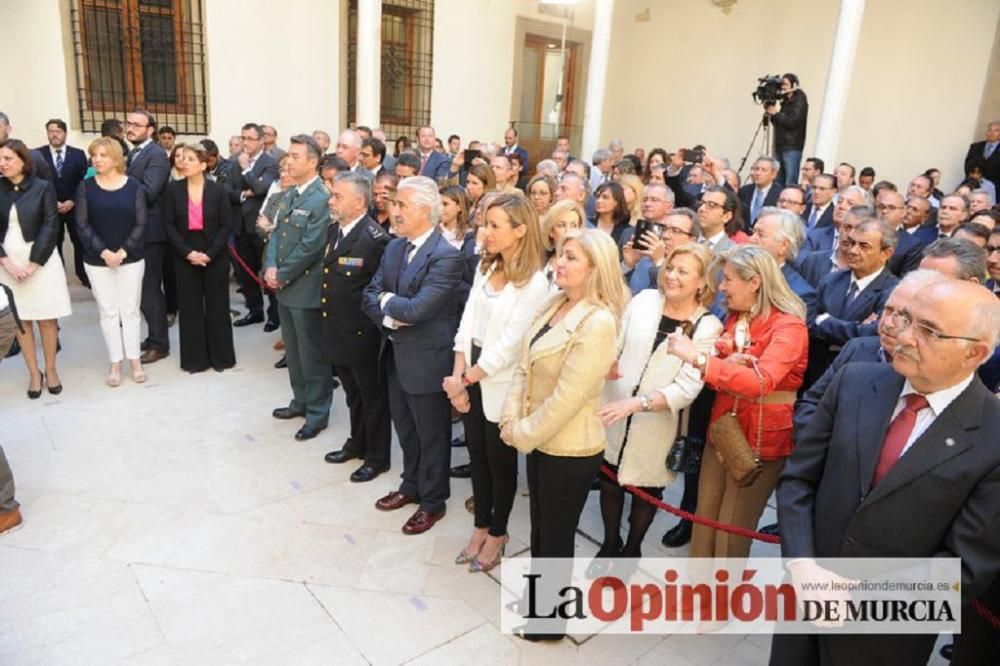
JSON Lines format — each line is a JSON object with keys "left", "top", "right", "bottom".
{"left": 775, "top": 363, "right": 1000, "bottom": 665}
{"left": 126, "top": 142, "right": 170, "bottom": 243}
{"left": 320, "top": 215, "right": 390, "bottom": 365}
{"left": 35, "top": 145, "right": 88, "bottom": 204}
{"left": 803, "top": 223, "right": 835, "bottom": 254}
{"left": 361, "top": 229, "right": 464, "bottom": 394}
{"left": 0, "top": 175, "right": 60, "bottom": 265}
{"left": 965, "top": 140, "right": 1000, "bottom": 187}
{"left": 811, "top": 267, "right": 897, "bottom": 345}
{"left": 262, "top": 177, "right": 331, "bottom": 309}
{"left": 161, "top": 179, "right": 233, "bottom": 262}
{"left": 782, "top": 262, "right": 817, "bottom": 323}
{"left": 503, "top": 145, "right": 530, "bottom": 173}
{"left": 802, "top": 202, "right": 833, "bottom": 230}
{"left": 902, "top": 223, "right": 937, "bottom": 247}
{"left": 419, "top": 151, "right": 451, "bottom": 182}
{"left": 796, "top": 249, "right": 837, "bottom": 288}
{"left": 226, "top": 151, "right": 279, "bottom": 234}
{"left": 737, "top": 182, "right": 780, "bottom": 228}
{"left": 885, "top": 225, "right": 925, "bottom": 277}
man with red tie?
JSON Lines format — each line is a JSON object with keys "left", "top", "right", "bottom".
{"left": 772, "top": 278, "right": 1000, "bottom": 666}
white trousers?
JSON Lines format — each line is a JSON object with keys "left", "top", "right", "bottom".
{"left": 85, "top": 260, "right": 145, "bottom": 363}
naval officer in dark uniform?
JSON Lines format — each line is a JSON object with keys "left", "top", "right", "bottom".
{"left": 321, "top": 171, "right": 391, "bottom": 482}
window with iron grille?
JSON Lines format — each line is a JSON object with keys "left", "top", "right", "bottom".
{"left": 347, "top": 0, "right": 434, "bottom": 139}
{"left": 70, "top": 0, "right": 208, "bottom": 134}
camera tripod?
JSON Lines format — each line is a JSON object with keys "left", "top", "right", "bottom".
{"left": 736, "top": 112, "right": 773, "bottom": 182}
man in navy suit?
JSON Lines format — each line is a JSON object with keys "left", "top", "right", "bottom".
{"left": 362, "top": 176, "right": 464, "bottom": 535}
{"left": 801, "top": 173, "right": 835, "bottom": 231}
{"left": 797, "top": 248, "right": 840, "bottom": 288}
{"left": 750, "top": 207, "right": 817, "bottom": 321}
{"left": 36, "top": 119, "right": 88, "bottom": 287}
{"left": 125, "top": 109, "right": 171, "bottom": 364}
{"left": 737, "top": 156, "right": 781, "bottom": 230}
{"left": 964, "top": 121, "right": 1000, "bottom": 188}
{"left": 773, "top": 279, "right": 1000, "bottom": 666}
{"left": 801, "top": 185, "right": 867, "bottom": 255}
{"left": 502, "top": 127, "right": 530, "bottom": 189}
{"left": 876, "top": 189, "right": 924, "bottom": 277}
{"left": 415, "top": 126, "right": 450, "bottom": 183}
{"left": 807, "top": 218, "right": 899, "bottom": 386}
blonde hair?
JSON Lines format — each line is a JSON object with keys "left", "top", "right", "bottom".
{"left": 88, "top": 136, "right": 126, "bottom": 174}
{"left": 711, "top": 245, "right": 806, "bottom": 320}
{"left": 658, "top": 243, "right": 717, "bottom": 308}
{"left": 541, "top": 198, "right": 585, "bottom": 252}
{"left": 480, "top": 191, "right": 544, "bottom": 286}
{"left": 558, "top": 229, "right": 631, "bottom": 323}
{"left": 618, "top": 174, "right": 644, "bottom": 221}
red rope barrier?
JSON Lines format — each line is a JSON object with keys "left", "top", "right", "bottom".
{"left": 973, "top": 599, "right": 1000, "bottom": 631}
{"left": 228, "top": 241, "right": 273, "bottom": 292}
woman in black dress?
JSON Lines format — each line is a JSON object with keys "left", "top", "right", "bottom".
{"left": 162, "top": 143, "right": 235, "bottom": 373}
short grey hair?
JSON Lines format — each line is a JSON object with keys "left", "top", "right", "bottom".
{"left": 667, "top": 207, "right": 700, "bottom": 239}
{"left": 971, "top": 188, "right": 995, "bottom": 205}
{"left": 854, "top": 218, "right": 898, "bottom": 251}
{"left": 608, "top": 139, "right": 623, "bottom": 150}
{"left": 334, "top": 171, "right": 373, "bottom": 208}
{"left": 942, "top": 193, "right": 970, "bottom": 211}
{"left": 561, "top": 171, "right": 589, "bottom": 195}
{"left": 0, "top": 111, "right": 9, "bottom": 126}
{"left": 338, "top": 130, "right": 361, "bottom": 148}
{"left": 758, "top": 206, "right": 805, "bottom": 260}
{"left": 897, "top": 267, "right": 946, "bottom": 293}
{"left": 645, "top": 182, "right": 675, "bottom": 202}
{"left": 843, "top": 184, "right": 871, "bottom": 206}
{"left": 971, "top": 297, "right": 1000, "bottom": 350}
{"left": 535, "top": 159, "right": 560, "bottom": 178}
{"left": 921, "top": 238, "right": 988, "bottom": 281}
{"left": 845, "top": 205, "right": 877, "bottom": 226}
{"left": 398, "top": 175, "right": 442, "bottom": 224}
{"left": 592, "top": 148, "right": 612, "bottom": 164}
{"left": 755, "top": 155, "right": 780, "bottom": 173}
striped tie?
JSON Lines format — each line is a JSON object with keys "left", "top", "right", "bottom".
{"left": 55, "top": 150, "right": 64, "bottom": 178}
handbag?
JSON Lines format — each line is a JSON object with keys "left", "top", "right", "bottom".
{"left": 665, "top": 407, "right": 704, "bottom": 474}
{"left": 707, "top": 357, "right": 765, "bottom": 488}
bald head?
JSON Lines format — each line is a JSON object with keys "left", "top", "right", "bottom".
{"left": 878, "top": 268, "right": 946, "bottom": 355}
{"left": 336, "top": 130, "right": 362, "bottom": 167}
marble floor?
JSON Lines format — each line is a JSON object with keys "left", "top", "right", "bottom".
{"left": 0, "top": 284, "right": 950, "bottom": 665}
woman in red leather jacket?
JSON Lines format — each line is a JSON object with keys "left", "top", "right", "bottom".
{"left": 669, "top": 244, "right": 808, "bottom": 560}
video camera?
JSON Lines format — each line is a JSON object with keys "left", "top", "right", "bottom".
{"left": 752, "top": 75, "right": 784, "bottom": 106}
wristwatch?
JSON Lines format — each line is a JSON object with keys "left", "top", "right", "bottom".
{"left": 695, "top": 353, "right": 709, "bottom": 372}
{"left": 639, "top": 394, "right": 653, "bottom": 412}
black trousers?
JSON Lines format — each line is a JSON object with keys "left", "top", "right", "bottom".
{"left": 465, "top": 347, "right": 518, "bottom": 536}
{"left": 387, "top": 349, "right": 451, "bottom": 514}
{"left": 163, "top": 250, "right": 178, "bottom": 315}
{"left": 57, "top": 212, "right": 89, "bottom": 288}
{"left": 527, "top": 450, "right": 602, "bottom": 558}
{"left": 335, "top": 362, "right": 390, "bottom": 468}
{"left": 140, "top": 241, "right": 169, "bottom": 352}
{"left": 174, "top": 255, "right": 235, "bottom": 372}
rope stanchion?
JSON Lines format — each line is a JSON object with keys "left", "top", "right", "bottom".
{"left": 972, "top": 599, "right": 1000, "bottom": 631}
{"left": 228, "top": 240, "right": 273, "bottom": 292}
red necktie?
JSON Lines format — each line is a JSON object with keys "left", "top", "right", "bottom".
{"left": 871, "top": 394, "right": 929, "bottom": 487}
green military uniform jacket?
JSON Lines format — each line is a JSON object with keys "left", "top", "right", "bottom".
{"left": 263, "top": 176, "right": 331, "bottom": 309}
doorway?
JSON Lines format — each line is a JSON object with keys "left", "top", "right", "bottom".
{"left": 515, "top": 34, "right": 579, "bottom": 164}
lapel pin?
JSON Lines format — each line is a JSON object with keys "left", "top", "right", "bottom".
{"left": 945, "top": 438, "right": 956, "bottom": 447}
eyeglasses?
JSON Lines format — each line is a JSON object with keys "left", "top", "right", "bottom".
{"left": 876, "top": 204, "right": 903, "bottom": 211}
{"left": 698, "top": 200, "right": 724, "bottom": 210}
{"left": 125, "top": 121, "right": 148, "bottom": 129}
{"left": 891, "top": 310, "right": 980, "bottom": 344}
{"left": 986, "top": 244, "right": 1000, "bottom": 255}
{"left": 663, "top": 226, "right": 693, "bottom": 237}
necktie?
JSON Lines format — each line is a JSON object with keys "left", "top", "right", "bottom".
{"left": 127, "top": 146, "right": 141, "bottom": 167}
{"left": 845, "top": 281, "right": 859, "bottom": 307}
{"left": 985, "top": 142, "right": 997, "bottom": 159}
{"left": 334, "top": 227, "right": 344, "bottom": 251}
{"left": 54, "top": 150, "right": 64, "bottom": 178}
{"left": 751, "top": 189, "right": 764, "bottom": 221}
{"left": 397, "top": 241, "right": 415, "bottom": 285}
{"left": 807, "top": 206, "right": 819, "bottom": 228}
{"left": 871, "top": 393, "right": 929, "bottom": 487}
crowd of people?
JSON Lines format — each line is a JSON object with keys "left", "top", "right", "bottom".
{"left": 1, "top": 103, "right": 1000, "bottom": 662}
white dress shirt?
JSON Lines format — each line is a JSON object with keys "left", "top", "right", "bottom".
{"left": 814, "top": 266, "right": 884, "bottom": 325}
{"left": 894, "top": 374, "right": 975, "bottom": 457}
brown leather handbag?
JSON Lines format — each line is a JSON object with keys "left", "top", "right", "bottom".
{"left": 708, "top": 358, "right": 765, "bottom": 487}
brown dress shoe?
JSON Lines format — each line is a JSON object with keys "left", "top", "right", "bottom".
{"left": 139, "top": 349, "right": 169, "bottom": 364}
{"left": 402, "top": 508, "right": 445, "bottom": 535}
{"left": 0, "top": 507, "right": 23, "bottom": 535}
{"left": 375, "top": 491, "right": 418, "bottom": 512}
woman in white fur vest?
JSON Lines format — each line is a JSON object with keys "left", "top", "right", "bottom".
{"left": 590, "top": 243, "right": 722, "bottom": 571}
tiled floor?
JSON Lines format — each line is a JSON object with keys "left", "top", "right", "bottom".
{"left": 0, "top": 285, "right": 949, "bottom": 665}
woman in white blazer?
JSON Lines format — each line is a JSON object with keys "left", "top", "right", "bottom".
{"left": 443, "top": 192, "right": 551, "bottom": 573}
{"left": 591, "top": 243, "right": 723, "bottom": 571}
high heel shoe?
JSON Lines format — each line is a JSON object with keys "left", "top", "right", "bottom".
{"left": 585, "top": 537, "right": 623, "bottom": 579}
{"left": 455, "top": 543, "right": 481, "bottom": 565}
{"left": 469, "top": 535, "right": 508, "bottom": 573}
{"left": 107, "top": 364, "right": 122, "bottom": 388}
{"left": 27, "top": 372, "right": 44, "bottom": 400}
{"left": 47, "top": 373, "right": 63, "bottom": 395}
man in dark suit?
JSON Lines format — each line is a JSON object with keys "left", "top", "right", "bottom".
{"left": 797, "top": 248, "right": 840, "bottom": 288}
{"left": 737, "top": 156, "right": 781, "bottom": 230}
{"left": 362, "top": 176, "right": 464, "bottom": 535}
{"left": 227, "top": 123, "right": 279, "bottom": 329}
{"left": 807, "top": 219, "right": 899, "bottom": 386}
{"left": 801, "top": 173, "right": 835, "bottom": 230}
{"left": 321, "top": 172, "right": 391, "bottom": 482}
{"left": 964, "top": 121, "right": 1000, "bottom": 188}
{"left": 773, "top": 279, "right": 1000, "bottom": 666}
{"left": 36, "top": 119, "right": 88, "bottom": 287}
{"left": 125, "top": 108, "right": 171, "bottom": 364}
{"left": 264, "top": 136, "right": 332, "bottom": 441}
{"left": 876, "top": 189, "right": 924, "bottom": 277}
{"left": 502, "top": 127, "right": 530, "bottom": 189}
{"left": 750, "top": 207, "right": 818, "bottom": 321}
{"left": 415, "top": 126, "right": 450, "bottom": 182}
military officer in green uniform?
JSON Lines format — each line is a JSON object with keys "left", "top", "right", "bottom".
{"left": 264, "top": 135, "right": 333, "bottom": 440}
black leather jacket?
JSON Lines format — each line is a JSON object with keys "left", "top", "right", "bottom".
{"left": 771, "top": 88, "right": 809, "bottom": 152}
{"left": 0, "top": 175, "right": 61, "bottom": 265}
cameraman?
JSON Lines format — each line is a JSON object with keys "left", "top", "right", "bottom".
{"left": 765, "top": 73, "right": 808, "bottom": 187}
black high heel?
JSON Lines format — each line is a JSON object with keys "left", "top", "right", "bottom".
{"left": 27, "top": 372, "right": 44, "bottom": 400}
{"left": 47, "top": 374, "right": 63, "bottom": 395}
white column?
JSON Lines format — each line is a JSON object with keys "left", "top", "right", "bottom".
{"left": 356, "top": 0, "right": 381, "bottom": 128}
{"left": 580, "top": 0, "right": 615, "bottom": 161}
{"left": 813, "top": 0, "right": 866, "bottom": 165}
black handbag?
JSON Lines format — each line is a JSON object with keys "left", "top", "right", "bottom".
{"left": 665, "top": 407, "right": 704, "bottom": 474}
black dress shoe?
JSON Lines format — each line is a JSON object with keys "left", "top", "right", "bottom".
{"left": 661, "top": 520, "right": 693, "bottom": 548}
{"left": 263, "top": 319, "right": 280, "bottom": 333}
{"left": 140, "top": 340, "right": 150, "bottom": 352}
{"left": 324, "top": 448, "right": 362, "bottom": 464}
{"left": 272, "top": 407, "right": 305, "bottom": 420}
{"left": 351, "top": 464, "right": 389, "bottom": 482}
{"left": 295, "top": 423, "right": 325, "bottom": 441}
{"left": 274, "top": 355, "right": 287, "bottom": 369}
{"left": 234, "top": 313, "right": 265, "bottom": 327}
{"left": 759, "top": 522, "right": 780, "bottom": 537}
{"left": 450, "top": 464, "right": 471, "bottom": 479}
